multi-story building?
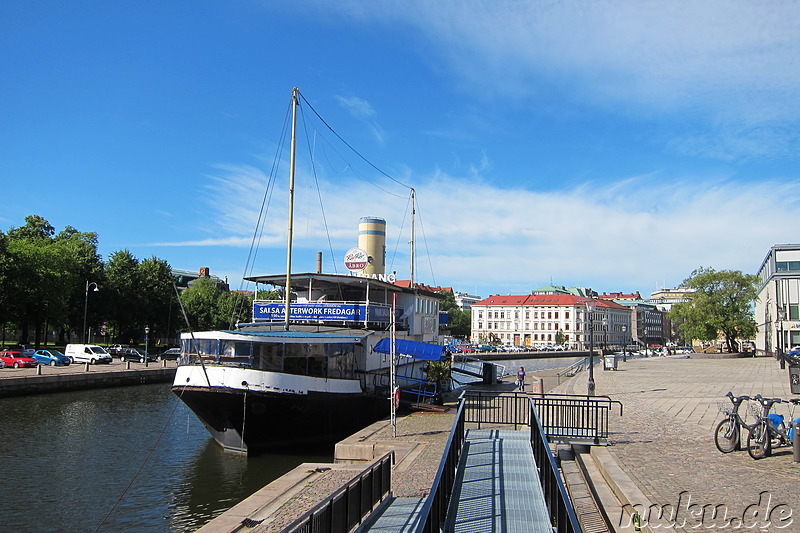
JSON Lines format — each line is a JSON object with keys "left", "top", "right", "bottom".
{"left": 454, "top": 291, "right": 482, "bottom": 310}
{"left": 755, "top": 244, "right": 800, "bottom": 355}
{"left": 470, "top": 294, "right": 631, "bottom": 350}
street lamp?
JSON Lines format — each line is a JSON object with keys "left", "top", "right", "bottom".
{"left": 144, "top": 326, "right": 150, "bottom": 368}
{"left": 622, "top": 325, "right": 628, "bottom": 362}
{"left": 777, "top": 307, "right": 786, "bottom": 369}
{"left": 83, "top": 281, "right": 99, "bottom": 344}
{"left": 585, "top": 300, "right": 596, "bottom": 396}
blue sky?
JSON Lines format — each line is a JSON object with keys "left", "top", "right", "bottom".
{"left": 3, "top": 0, "right": 800, "bottom": 299}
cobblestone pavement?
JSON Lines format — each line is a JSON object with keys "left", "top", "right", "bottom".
{"left": 556, "top": 355, "right": 799, "bottom": 532}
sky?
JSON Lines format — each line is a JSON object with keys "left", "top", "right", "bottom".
{"left": 3, "top": 0, "right": 800, "bottom": 299}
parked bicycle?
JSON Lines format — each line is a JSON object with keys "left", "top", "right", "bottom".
{"left": 714, "top": 392, "right": 753, "bottom": 453}
{"left": 746, "top": 396, "right": 800, "bottom": 459}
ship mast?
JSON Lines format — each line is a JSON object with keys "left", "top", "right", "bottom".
{"left": 284, "top": 87, "right": 299, "bottom": 330}
{"left": 410, "top": 188, "right": 415, "bottom": 287}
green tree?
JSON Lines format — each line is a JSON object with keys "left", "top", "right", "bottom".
{"left": 138, "top": 256, "right": 175, "bottom": 345}
{"left": 105, "top": 250, "right": 142, "bottom": 343}
{"left": 180, "top": 276, "right": 226, "bottom": 331}
{"left": 669, "top": 267, "right": 760, "bottom": 353}
{"left": 438, "top": 289, "right": 471, "bottom": 339}
{"left": 55, "top": 226, "right": 103, "bottom": 344}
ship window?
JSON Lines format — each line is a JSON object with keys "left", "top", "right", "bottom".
{"left": 284, "top": 343, "right": 309, "bottom": 375}
{"left": 256, "top": 343, "right": 283, "bottom": 372}
{"left": 325, "top": 343, "right": 356, "bottom": 379}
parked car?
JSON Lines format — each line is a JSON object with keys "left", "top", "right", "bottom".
{"left": 107, "top": 344, "right": 124, "bottom": 356}
{"left": 64, "top": 344, "right": 113, "bottom": 364}
{"left": 0, "top": 350, "right": 38, "bottom": 368}
{"left": 156, "top": 347, "right": 181, "bottom": 361}
{"left": 119, "top": 348, "right": 156, "bottom": 363}
{"left": 32, "top": 349, "right": 71, "bottom": 366}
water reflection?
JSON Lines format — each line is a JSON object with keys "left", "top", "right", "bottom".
{"left": 0, "top": 384, "right": 330, "bottom": 532}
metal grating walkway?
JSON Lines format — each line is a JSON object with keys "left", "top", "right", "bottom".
{"left": 444, "top": 429, "right": 552, "bottom": 533}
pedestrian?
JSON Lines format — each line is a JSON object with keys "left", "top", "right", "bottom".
{"left": 516, "top": 366, "right": 526, "bottom": 391}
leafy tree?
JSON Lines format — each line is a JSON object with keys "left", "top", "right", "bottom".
{"left": 138, "top": 256, "right": 176, "bottom": 345}
{"left": 180, "top": 276, "right": 226, "bottom": 331}
{"left": 555, "top": 330, "right": 566, "bottom": 346}
{"left": 105, "top": 250, "right": 142, "bottom": 343}
{"left": 669, "top": 267, "right": 759, "bottom": 353}
{"left": 55, "top": 226, "right": 103, "bottom": 344}
{"left": 425, "top": 360, "right": 451, "bottom": 405}
{"left": 438, "top": 289, "right": 471, "bottom": 339}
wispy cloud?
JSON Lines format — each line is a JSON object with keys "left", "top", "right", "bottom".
{"left": 313, "top": 0, "right": 800, "bottom": 159}
{"left": 335, "top": 95, "right": 385, "bottom": 145}
{"left": 177, "top": 163, "right": 800, "bottom": 296}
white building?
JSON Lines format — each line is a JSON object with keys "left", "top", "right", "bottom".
{"left": 755, "top": 244, "right": 800, "bottom": 355}
{"left": 470, "top": 294, "right": 632, "bottom": 350}
{"left": 454, "top": 291, "right": 482, "bottom": 310}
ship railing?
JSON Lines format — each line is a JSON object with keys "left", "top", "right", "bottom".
{"left": 279, "top": 451, "right": 394, "bottom": 533}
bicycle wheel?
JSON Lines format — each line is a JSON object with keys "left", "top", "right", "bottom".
{"left": 714, "top": 418, "right": 739, "bottom": 453}
{"left": 747, "top": 424, "right": 771, "bottom": 459}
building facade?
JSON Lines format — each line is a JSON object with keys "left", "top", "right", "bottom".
{"left": 755, "top": 244, "right": 800, "bottom": 355}
{"left": 470, "top": 294, "right": 632, "bottom": 350}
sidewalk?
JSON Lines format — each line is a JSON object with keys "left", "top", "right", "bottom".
{"left": 554, "top": 354, "right": 799, "bottom": 532}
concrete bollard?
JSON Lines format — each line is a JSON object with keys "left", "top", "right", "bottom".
{"left": 126, "top": 361, "right": 130, "bottom": 370}
{"left": 794, "top": 422, "right": 800, "bottom": 463}
{"left": 162, "top": 359, "right": 167, "bottom": 368}
{"left": 36, "top": 364, "right": 42, "bottom": 375}
{"left": 84, "top": 362, "right": 90, "bottom": 372}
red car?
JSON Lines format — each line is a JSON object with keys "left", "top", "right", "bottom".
{"left": 0, "top": 350, "right": 38, "bottom": 368}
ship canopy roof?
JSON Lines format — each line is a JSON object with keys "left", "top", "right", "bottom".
{"left": 373, "top": 338, "right": 448, "bottom": 361}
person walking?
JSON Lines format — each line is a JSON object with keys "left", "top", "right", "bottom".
{"left": 516, "top": 367, "right": 526, "bottom": 391}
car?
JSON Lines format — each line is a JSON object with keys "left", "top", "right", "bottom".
{"left": 0, "top": 349, "right": 38, "bottom": 368}
{"left": 64, "top": 344, "right": 113, "bottom": 364}
{"left": 156, "top": 347, "right": 181, "bottom": 361}
{"left": 107, "top": 344, "right": 124, "bottom": 356}
{"left": 32, "top": 349, "right": 71, "bottom": 366}
{"left": 119, "top": 348, "right": 156, "bottom": 363}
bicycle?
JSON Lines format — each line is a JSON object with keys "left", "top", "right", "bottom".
{"left": 714, "top": 392, "right": 753, "bottom": 453}
{"left": 746, "top": 396, "right": 800, "bottom": 459}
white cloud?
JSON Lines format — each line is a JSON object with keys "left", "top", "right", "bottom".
{"left": 181, "top": 164, "right": 800, "bottom": 297}
{"left": 309, "top": 0, "right": 800, "bottom": 158}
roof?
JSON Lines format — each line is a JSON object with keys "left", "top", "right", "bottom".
{"left": 473, "top": 294, "right": 630, "bottom": 310}
{"left": 244, "top": 272, "right": 402, "bottom": 292}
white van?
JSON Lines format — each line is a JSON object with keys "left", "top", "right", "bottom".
{"left": 64, "top": 344, "right": 113, "bottom": 364}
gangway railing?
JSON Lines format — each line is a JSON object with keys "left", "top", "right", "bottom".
{"left": 462, "top": 391, "right": 623, "bottom": 444}
{"left": 414, "top": 391, "right": 604, "bottom": 533}
{"left": 280, "top": 451, "right": 393, "bottom": 533}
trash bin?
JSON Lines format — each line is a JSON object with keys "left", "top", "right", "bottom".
{"left": 603, "top": 354, "right": 618, "bottom": 371}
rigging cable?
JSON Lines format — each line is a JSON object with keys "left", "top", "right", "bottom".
{"left": 228, "top": 98, "right": 293, "bottom": 326}
{"left": 297, "top": 90, "right": 413, "bottom": 192}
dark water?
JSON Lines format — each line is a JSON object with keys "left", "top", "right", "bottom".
{"left": 0, "top": 384, "right": 331, "bottom": 533}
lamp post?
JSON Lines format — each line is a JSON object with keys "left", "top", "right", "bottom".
{"left": 144, "top": 326, "right": 150, "bottom": 367}
{"left": 622, "top": 325, "right": 628, "bottom": 362}
{"left": 83, "top": 281, "right": 99, "bottom": 344}
{"left": 778, "top": 307, "right": 786, "bottom": 369}
{"left": 585, "top": 300, "right": 596, "bottom": 396}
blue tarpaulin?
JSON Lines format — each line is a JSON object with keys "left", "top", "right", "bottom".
{"left": 373, "top": 338, "right": 448, "bottom": 361}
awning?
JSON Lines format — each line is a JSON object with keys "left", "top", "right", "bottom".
{"left": 373, "top": 338, "right": 448, "bottom": 361}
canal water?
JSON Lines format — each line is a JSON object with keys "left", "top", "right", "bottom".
{"left": 0, "top": 383, "right": 331, "bottom": 533}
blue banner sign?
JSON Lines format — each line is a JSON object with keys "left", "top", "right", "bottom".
{"left": 253, "top": 302, "right": 391, "bottom": 323}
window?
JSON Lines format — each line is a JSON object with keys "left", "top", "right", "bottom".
{"left": 790, "top": 305, "right": 800, "bottom": 321}
{"left": 555, "top": 312, "right": 559, "bottom": 319}
{"left": 548, "top": 312, "right": 552, "bottom": 319}
{"left": 565, "top": 311, "right": 570, "bottom": 319}
{"left": 776, "top": 261, "right": 800, "bottom": 272}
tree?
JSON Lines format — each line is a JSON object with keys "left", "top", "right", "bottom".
{"left": 669, "top": 267, "right": 760, "bottom": 353}
{"left": 180, "top": 276, "right": 226, "bottom": 331}
{"left": 437, "top": 289, "right": 471, "bottom": 339}
{"left": 138, "top": 257, "right": 175, "bottom": 345}
{"left": 105, "top": 250, "right": 142, "bottom": 343}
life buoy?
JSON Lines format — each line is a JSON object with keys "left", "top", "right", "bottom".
{"left": 391, "top": 387, "right": 400, "bottom": 409}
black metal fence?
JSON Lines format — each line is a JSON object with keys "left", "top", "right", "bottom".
{"left": 529, "top": 401, "right": 583, "bottom": 533}
{"left": 280, "top": 451, "right": 394, "bottom": 533}
{"left": 414, "top": 398, "right": 466, "bottom": 533}
{"left": 463, "top": 391, "right": 622, "bottom": 443}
